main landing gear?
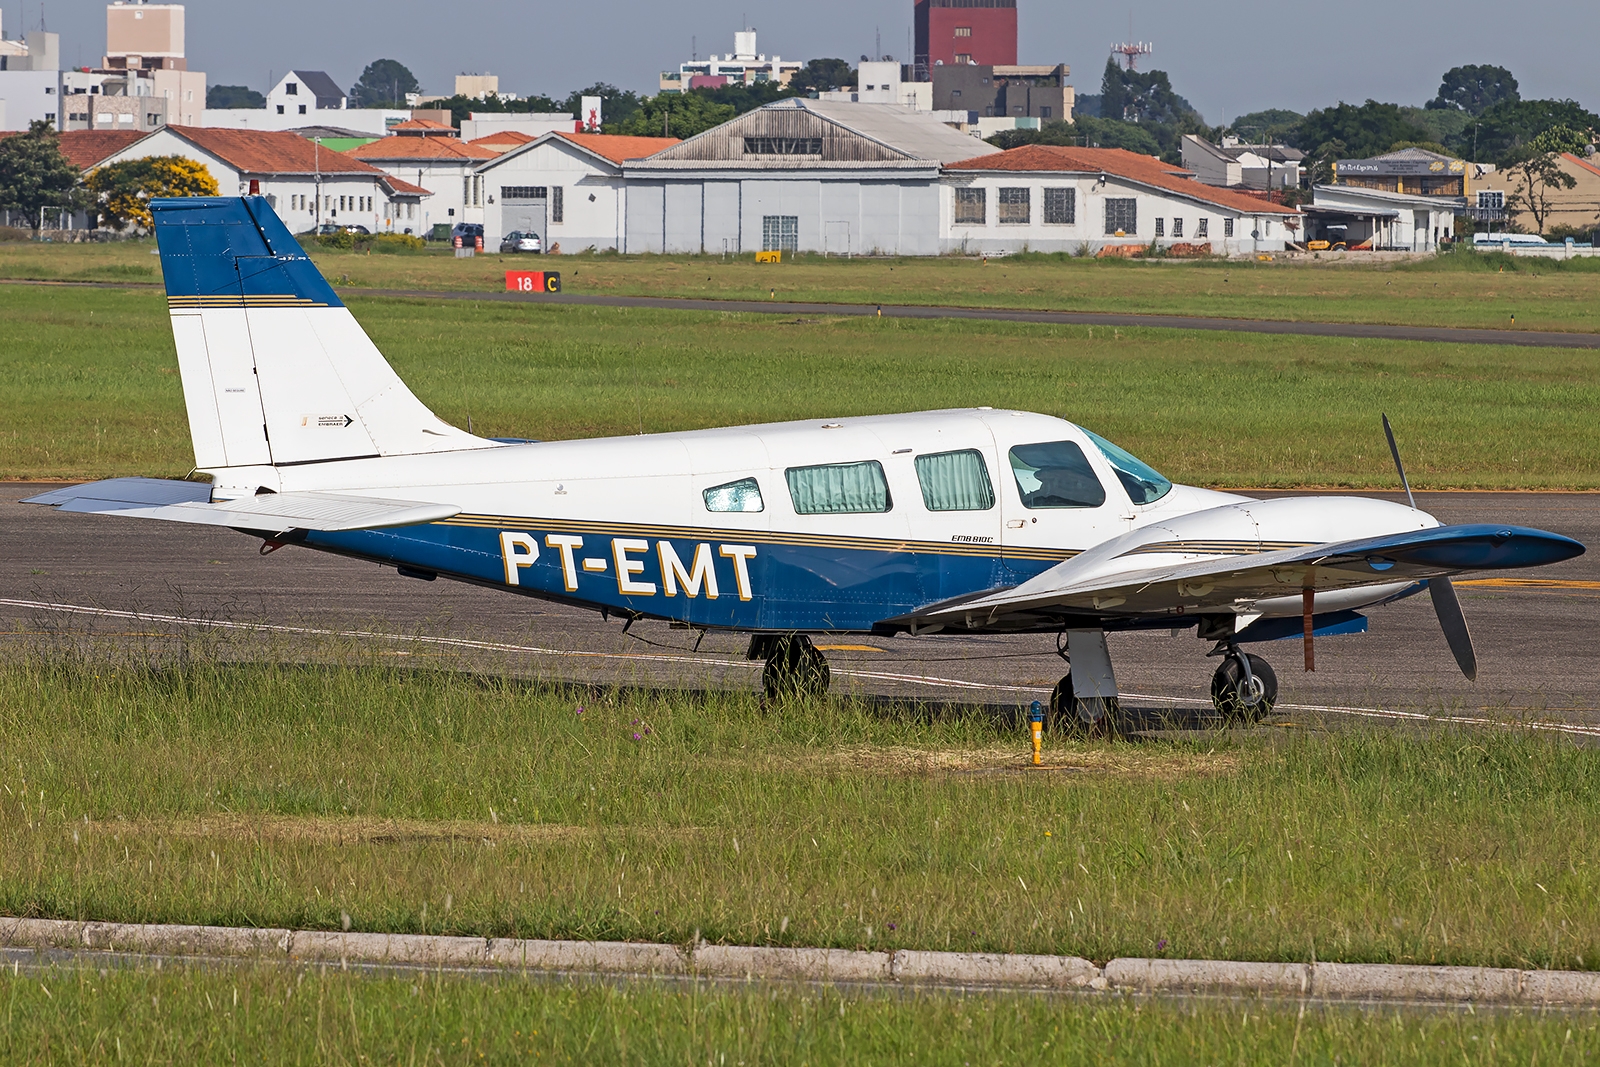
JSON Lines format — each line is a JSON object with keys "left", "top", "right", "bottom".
{"left": 1208, "top": 643, "right": 1279, "bottom": 722}
{"left": 748, "top": 634, "right": 831, "bottom": 703}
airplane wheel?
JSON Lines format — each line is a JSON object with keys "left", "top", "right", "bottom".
{"left": 1211, "top": 654, "right": 1278, "bottom": 722}
{"left": 761, "top": 635, "right": 830, "bottom": 703}
{"left": 1048, "top": 673, "right": 1118, "bottom": 734}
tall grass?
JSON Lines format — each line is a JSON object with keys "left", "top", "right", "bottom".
{"left": 4, "top": 963, "right": 1597, "bottom": 1065}
{"left": 2, "top": 648, "right": 1597, "bottom": 969}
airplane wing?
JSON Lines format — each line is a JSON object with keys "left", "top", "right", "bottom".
{"left": 906, "top": 524, "right": 1584, "bottom": 628}
{"left": 22, "top": 478, "right": 459, "bottom": 535}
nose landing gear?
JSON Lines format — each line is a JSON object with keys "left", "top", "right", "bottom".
{"left": 1209, "top": 643, "right": 1278, "bottom": 722}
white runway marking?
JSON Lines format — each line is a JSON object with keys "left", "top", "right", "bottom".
{"left": 4, "top": 597, "right": 1598, "bottom": 739}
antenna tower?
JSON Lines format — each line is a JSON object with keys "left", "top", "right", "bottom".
{"left": 1111, "top": 41, "right": 1152, "bottom": 71}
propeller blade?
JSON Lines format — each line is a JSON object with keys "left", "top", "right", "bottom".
{"left": 1428, "top": 577, "right": 1477, "bottom": 681}
{"left": 1382, "top": 414, "right": 1417, "bottom": 510}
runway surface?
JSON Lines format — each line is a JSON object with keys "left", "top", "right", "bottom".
{"left": 6, "top": 278, "right": 1598, "bottom": 349}
{"left": 4, "top": 486, "right": 1596, "bottom": 733}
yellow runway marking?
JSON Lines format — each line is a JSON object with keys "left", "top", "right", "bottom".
{"left": 1457, "top": 578, "right": 1600, "bottom": 591}
{"left": 815, "top": 644, "right": 886, "bottom": 653}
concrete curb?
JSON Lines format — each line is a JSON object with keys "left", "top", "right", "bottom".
{"left": 4, "top": 918, "right": 1598, "bottom": 1004}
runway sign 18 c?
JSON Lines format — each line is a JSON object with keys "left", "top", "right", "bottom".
{"left": 507, "top": 271, "right": 561, "bottom": 294}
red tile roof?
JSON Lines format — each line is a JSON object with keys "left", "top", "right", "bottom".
{"left": 551, "top": 132, "right": 680, "bottom": 163}
{"left": 378, "top": 175, "right": 431, "bottom": 197}
{"left": 468, "top": 130, "right": 537, "bottom": 153}
{"left": 162, "top": 126, "right": 390, "bottom": 175}
{"left": 390, "top": 118, "right": 458, "bottom": 136}
{"left": 345, "top": 136, "right": 499, "bottom": 162}
{"left": 1564, "top": 152, "right": 1600, "bottom": 180}
{"left": 945, "top": 144, "right": 1301, "bottom": 215}
{"left": 58, "top": 130, "right": 149, "bottom": 169}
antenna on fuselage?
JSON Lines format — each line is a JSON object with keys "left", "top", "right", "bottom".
{"left": 1381, "top": 414, "right": 1416, "bottom": 510}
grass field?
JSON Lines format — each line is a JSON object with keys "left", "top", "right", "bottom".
{"left": 4, "top": 963, "right": 1597, "bottom": 1065}
{"left": 4, "top": 284, "right": 1599, "bottom": 487}
{"left": 4, "top": 652, "right": 1597, "bottom": 970}
{"left": 3, "top": 236, "right": 1599, "bottom": 332}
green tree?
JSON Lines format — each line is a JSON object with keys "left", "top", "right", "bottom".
{"left": 349, "top": 59, "right": 421, "bottom": 108}
{"left": 787, "top": 58, "right": 855, "bottom": 94}
{"left": 559, "top": 83, "right": 643, "bottom": 128}
{"left": 1292, "top": 100, "right": 1429, "bottom": 159}
{"left": 1427, "top": 64, "right": 1519, "bottom": 116}
{"left": 1227, "top": 108, "right": 1303, "bottom": 141}
{"left": 84, "top": 155, "right": 218, "bottom": 230}
{"left": 1501, "top": 125, "right": 1589, "bottom": 234}
{"left": 0, "top": 120, "right": 84, "bottom": 229}
{"left": 206, "top": 84, "right": 265, "bottom": 109}
{"left": 1098, "top": 58, "right": 1128, "bottom": 122}
{"left": 988, "top": 115, "right": 1162, "bottom": 158}
{"left": 1448, "top": 98, "right": 1600, "bottom": 161}
{"left": 610, "top": 91, "right": 737, "bottom": 139}
{"left": 423, "top": 92, "right": 565, "bottom": 129}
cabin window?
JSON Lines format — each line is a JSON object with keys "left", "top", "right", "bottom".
{"left": 703, "top": 477, "right": 764, "bottom": 513}
{"left": 916, "top": 449, "right": 994, "bottom": 511}
{"left": 1082, "top": 428, "right": 1172, "bottom": 504}
{"left": 1009, "top": 441, "right": 1106, "bottom": 509}
{"left": 786, "top": 461, "right": 891, "bottom": 515}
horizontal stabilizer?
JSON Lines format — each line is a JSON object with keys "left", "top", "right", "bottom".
{"left": 24, "top": 478, "right": 457, "bottom": 534}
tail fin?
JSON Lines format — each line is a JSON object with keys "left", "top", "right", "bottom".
{"left": 152, "top": 196, "right": 489, "bottom": 470}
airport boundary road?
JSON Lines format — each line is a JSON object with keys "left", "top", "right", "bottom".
{"left": 4, "top": 278, "right": 1598, "bottom": 349}
{"left": 5, "top": 917, "right": 1600, "bottom": 1006}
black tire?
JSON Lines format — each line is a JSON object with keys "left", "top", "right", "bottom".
{"left": 1210, "top": 654, "right": 1278, "bottom": 722}
{"left": 761, "top": 635, "right": 831, "bottom": 703}
{"left": 1048, "top": 672, "right": 1118, "bottom": 734}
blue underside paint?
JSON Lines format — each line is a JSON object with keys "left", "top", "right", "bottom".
{"left": 306, "top": 522, "right": 1059, "bottom": 632}
{"left": 151, "top": 196, "right": 344, "bottom": 306}
{"left": 1333, "top": 524, "right": 1584, "bottom": 571}
{"left": 1236, "top": 610, "right": 1369, "bottom": 643}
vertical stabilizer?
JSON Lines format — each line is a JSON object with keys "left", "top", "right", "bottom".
{"left": 152, "top": 196, "right": 490, "bottom": 471}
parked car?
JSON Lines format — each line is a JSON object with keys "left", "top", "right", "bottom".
{"left": 311, "top": 222, "right": 370, "bottom": 236}
{"left": 450, "top": 222, "right": 485, "bottom": 245}
{"left": 500, "top": 231, "right": 542, "bottom": 253}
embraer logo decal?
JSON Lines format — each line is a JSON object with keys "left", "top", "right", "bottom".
{"left": 302, "top": 414, "right": 355, "bottom": 428}
{"left": 500, "top": 532, "right": 757, "bottom": 601}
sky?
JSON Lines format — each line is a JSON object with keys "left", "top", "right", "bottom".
{"left": 15, "top": 0, "right": 1600, "bottom": 124}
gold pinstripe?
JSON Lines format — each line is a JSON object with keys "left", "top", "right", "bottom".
{"left": 167, "top": 296, "right": 329, "bottom": 309}
{"left": 438, "top": 513, "right": 1078, "bottom": 563}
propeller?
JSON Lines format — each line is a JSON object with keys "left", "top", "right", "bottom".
{"left": 1383, "top": 414, "right": 1477, "bottom": 680}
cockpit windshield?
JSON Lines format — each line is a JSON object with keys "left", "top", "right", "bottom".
{"left": 1081, "top": 428, "right": 1172, "bottom": 505}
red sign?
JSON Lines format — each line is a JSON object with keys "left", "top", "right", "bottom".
{"left": 506, "top": 271, "right": 561, "bottom": 294}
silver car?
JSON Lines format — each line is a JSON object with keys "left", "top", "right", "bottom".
{"left": 499, "top": 231, "right": 542, "bottom": 253}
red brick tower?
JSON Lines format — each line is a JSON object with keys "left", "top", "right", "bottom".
{"left": 913, "top": 0, "right": 1018, "bottom": 78}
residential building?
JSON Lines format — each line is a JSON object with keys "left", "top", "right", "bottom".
{"left": 1465, "top": 150, "right": 1600, "bottom": 236}
{"left": 942, "top": 144, "right": 1302, "bottom": 254}
{"left": 345, "top": 121, "right": 500, "bottom": 232}
{"left": 478, "top": 132, "right": 680, "bottom": 251}
{"left": 914, "top": 0, "right": 1017, "bottom": 79}
{"left": 620, "top": 98, "right": 1001, "bottom": 255}
{"left": 63, "top": 67, "right": 186, "bottom": 132}
{"left": 0, "top": 27, "right": 61, "bottom": 131}
{"left": 205, "top": 71, "right": 406, "bottom": 135}
{"left": 931, "top": 64, "right": 1072, "bottom": 122}
{"left": 99, "top": 2, "right": 205, "bottom": 127}
{"left": 454, "top": 74, "right": 500, "bottom": 100}
{"left": 844, "top": 61, "right": 932, "bottom": 110}
{"left": 660, "top": 29, "right": 801, "bottom": 94}
{"left": 1180, "top": 134, "right": 1302, "bottom": 190}
{"left": 93, "top": 125, "right": 429, "bottom": 232}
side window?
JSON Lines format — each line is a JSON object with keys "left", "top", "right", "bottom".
{"left": 703, "top": 477, "right": 763, "bottom": 513}
{"left": 915, "top": 449, "right": 994, "bottom": 511}
{"left": 1008, "top": 442, "right": 1106, "bottom": 509}
{"left": 786, "top": 461, "right": 891, "bottom": 515}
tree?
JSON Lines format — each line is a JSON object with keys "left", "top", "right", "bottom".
{"left": 349, "top": 59, "right": 420, "bottom": 108}
{"left": 787, "top": 58, "right": 855, "bottom": 94}
{"left": 1502, "top": 126, "right": 1589, "bottom": 234}
{"left": 1448, "top": 98, "right": 1600, "bottom": 161}
{"left": 1091, "top": 60, "right": 1214, "bottom": 163}
{"left": 1427, "top": 64, "right": 1518, "bottom": 116}
{"left": 84, "top": 156, "right": 218, "bottom": 230}
{"left": 558, "top": 83, "right": 643, "bottom": 128}
{"left": 1228, "top": 108, "right": 1303, "bottom": 141}
{"left": 206, "top": 84, "right": 265, "bottom": 109}
{"left": 0, "top": 120, "right": 83, "bottom": 229}
{"left": 610, "top": 91, "right": 737, "bottom": 139}
{"left": 1292, "top": 100, "right": 1429, "bottom": 159}
{"left": 1098, "top": 58, "right": 1128, "bottom": 122}
{"left": 988, "top": 115, "right": 1162, "bottom": 157}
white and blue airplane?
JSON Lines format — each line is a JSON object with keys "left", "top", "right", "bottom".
{"left": 25, "top": 197, "right": 1586, "bottom": 724}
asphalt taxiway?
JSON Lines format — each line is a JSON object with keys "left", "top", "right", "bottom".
{"left": 3, "top": 486, "right": 1596, "bottom": 731}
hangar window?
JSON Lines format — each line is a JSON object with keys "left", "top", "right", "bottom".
{"left": 1009, "top": 442, "right": 1105, "bottom": 509}
{"left": 1082, "top": 428, "right": 1171, "bottom": 504}
{"left": 762, "top": 215, "right": 798, "bottom": 252}
{"left": 916, "top": 450, "right": 994, "bottom": 511}
{"left": 954, "top": 186, "right": 985, "bottom": 224}
{"left": 786, "top": 461, "right": 892, "bottom": 515}
{"left": 551, "top": 186, "right": 563, "bottom": 223}
{"left": 1154, "top": 217, "right": 1165, "bottom": 237}
{"left": 703, "top": 477, "right": 764, "bottom": 513}
{"left": 1172, "top": 217, "right": 1184, "bottom": 238}
{"left": 501, "top": 186, "right": 548, "bottom": 201}
{"left": 997, "top": 187, "right": 1030, "bottom": 224}
{"left": 1043, "top": 187, "right": 1074, "bottom": 224}
{"left": 1104, "top": 198, "right": 1137, "bottom": 236}
{"left": 743, "top": 137, "right": 823, "bottom": 155}
{"left": 1196, "top": 218, "right": 1208, "bottom": 237}
{"left": 1224, "top": 217, "right": 1235, "bottom": 237}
